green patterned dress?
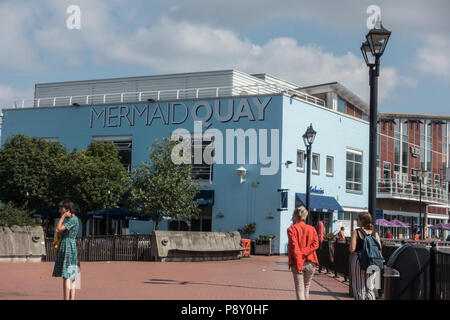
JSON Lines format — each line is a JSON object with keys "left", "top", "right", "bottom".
{"left": 52, "top": 216, "right": 80, "bottom": 279}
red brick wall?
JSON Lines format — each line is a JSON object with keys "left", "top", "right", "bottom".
{"left": 346, "top": 102, "right": 363, "bottom": 119}
{"left": 428, "top": 205, "right": 447, "bottom": 215}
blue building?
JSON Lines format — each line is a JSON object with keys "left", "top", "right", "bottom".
{"left": 0, "top": 70, "right": 370, "bottom": 253}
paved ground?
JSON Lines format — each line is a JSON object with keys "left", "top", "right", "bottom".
{"left": 0, "top": 256, "right": 351, "bottom": 300}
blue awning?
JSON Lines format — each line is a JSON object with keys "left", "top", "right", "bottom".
{"left": 295, "top": 193, "right": 344, "bottom": 213}
{"left": 85, "top": 207, "right": 144, "bottom": 220}
{"left": 195, "top": 190, "right": 214, "bottom": 206}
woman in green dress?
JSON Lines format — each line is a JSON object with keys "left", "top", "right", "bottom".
{"left": 52, "top": 200, "right": 80, "bottom": 300}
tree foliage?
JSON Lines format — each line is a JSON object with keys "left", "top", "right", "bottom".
{"left": 0, "top": 202, "right": 41, "bottom": 227}
{"left": 130, "top": 137, "right": 200, "bottom": 230}
{"left": 61, "top": 141, "right": 131, "bottom": 216}
{"left": 0, "top": 135, "right": 130, "bottom": 232}
{"left": 0, "top": 134, "right": 67, "bottom": 211}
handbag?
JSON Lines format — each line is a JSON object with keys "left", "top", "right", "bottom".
{"left": 53, "top": 233, "right": 62, "bottom": 255}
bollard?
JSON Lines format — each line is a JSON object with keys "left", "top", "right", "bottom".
{"left": 430, "top": 242, "right": 437, "bottom": 300}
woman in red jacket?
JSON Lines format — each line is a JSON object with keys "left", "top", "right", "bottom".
{"left": 287, "top": 206, "right": 319, "bottom": 300}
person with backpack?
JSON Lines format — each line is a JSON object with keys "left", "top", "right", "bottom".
{"left": 349, "top": 212, "right": 383, "bottom": 300}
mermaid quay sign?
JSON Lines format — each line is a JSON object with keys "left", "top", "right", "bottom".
{"left": 89, "top": 97, "right": 272, "bottom": 128}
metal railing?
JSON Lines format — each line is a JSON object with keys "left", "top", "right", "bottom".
{"left": 377, "top": 178, "right": 449, "bottom": 205}
{"left": 317, "top": 239, "right": 400, "bottom": 282}
{"left": 44, "top": 234, "right": 152, "bottom": 262}
{"left": 318, "top": 239, "right": 450, "bottom": 300}
{"left": 430, "top": 242, "right": 450, "bottom": 300}
{"left": 10, "top": 83, "right": 325, "bottom": 110}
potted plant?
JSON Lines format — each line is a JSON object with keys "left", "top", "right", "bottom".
{"left": 240, "top": 223, "right": 255, "bottom": 239}
{"left": 255, "top": 234, "right": 276, "bottom": 255}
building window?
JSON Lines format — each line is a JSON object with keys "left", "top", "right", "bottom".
{"left": 92, "top": 135, "right": 132, "bottom": 172}
{"left": 168, "top": 206, "right": 212, "bottom": 232}
{"left": 346, "top": 149, "right": 363, "bottom": 193}
{"left": 297, "top": 150, "right": 305, "bottom": 172}
{"left": 383, "top": 162, "right": 391, "bottom": 180}
{"left": 326, "top": 156, "right": 334, "bottom": 176}
{"left": 191, "top": 133, "right": 213, "bottom": 182}
{"left": 434, "top": 174, "right": 440, "bottom": 187}
{"left": 312, "top": 153, "right": 320, "bottom": 174}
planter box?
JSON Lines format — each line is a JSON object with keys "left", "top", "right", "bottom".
{"left": 0, "top": 226, "right": 45, "bottom": 262}
{"left": 254, "top": 239, "right": 274, "bottom": 255}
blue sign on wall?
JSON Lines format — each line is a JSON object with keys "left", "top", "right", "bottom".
{"left": 375, "top": 209, "right": 383, "bottom": 220}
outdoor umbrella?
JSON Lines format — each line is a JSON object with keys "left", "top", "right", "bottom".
{"left": 429, "top": 223, "right": 450, "bottom": 230}
{"left": 376, "top": 219, "right": 394, "bottom": 227}
{"left": 390, "top": 220, "right": 409, "bottom": 228}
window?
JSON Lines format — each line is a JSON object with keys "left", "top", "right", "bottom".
{"left": 312, "top": 153, "right": 320, "bottom": 174}
{"left": 383, "top": 162, "right": 391, "bottom": 180}
{"left": 297, "top": 150, "right": 305, "bottom": 171}
{"left": 191, "top": 133, "right": 213, "bottom": 182}
{"left": 434, "top": 174, "right": 440, "bottom": 187}
{"left": 92, "top": 135, "right": 132, "bottom": 172}
{"left": 326, "top": 156, "right": 334, "bottom": 176}
{"left": 346, "top": 149, "right": 363, "bottom": 193}
{"left": 411, "top": 169, "right": 418, "bottom": 183}
{"left": 168, "top": 206, "right": 212, "bottom": 232}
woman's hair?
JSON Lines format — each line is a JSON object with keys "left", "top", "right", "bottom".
{"left": 358, "top": 212, "right": 373, "bottom": 230}
{"left": 58, "top": 199, "right": 77, "bottom": 215}
{"left": 293, "top": 206, "right": 309, "bottom": 221}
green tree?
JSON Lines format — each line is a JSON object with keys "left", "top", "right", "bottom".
{"left": 130, "top": 137, "right": 200, "bottom": 230}
{"left": 0, "top": 134, "right": 67, "bottom": 211}
{"left": 0, "top": 202, "right": 41, "bottom": 227}
{"left": 60, "top": 141, "right": 131, "bottom": 236}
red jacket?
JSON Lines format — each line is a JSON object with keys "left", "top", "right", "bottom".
{"left": 288, "top": 221, "right": 319, "bottom": 272}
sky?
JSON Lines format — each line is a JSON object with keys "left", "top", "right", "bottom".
{"left": 0, "top": 0, "right": 449, "bottom": 116}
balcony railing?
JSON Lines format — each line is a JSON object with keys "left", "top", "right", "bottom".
{"left": 9, "top": 83, "right": 326, "bottom": 109}
{"left": 377, "top": 178, "right": 449, "bottom": 205}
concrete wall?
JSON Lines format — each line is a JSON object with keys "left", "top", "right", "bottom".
{"left": 0, "top": 226, "right": 45, "bottom": 262}
{"left": 150, "top": 230, "right": 243, "bottom": 261}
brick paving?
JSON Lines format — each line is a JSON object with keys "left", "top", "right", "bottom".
{"left": 0, "top": 255, "right": 351, "bottom": 300}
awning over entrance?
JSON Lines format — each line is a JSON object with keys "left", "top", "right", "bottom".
{"left": 295, "top": 193, "right": 344, "bottom": 213}
{"left": 195, "top": 190, "right": 214, "bottom": 207}
{"left": 85, "top": 207, "right": 143, "bottom": 220}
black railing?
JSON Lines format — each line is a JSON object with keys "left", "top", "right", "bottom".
{"left": 44, "top": 234, "right": 152, "bottom": 262}
{"left": 430, "top": 242, "right": 450, "bottom": 300}
{"left": 318, "top": 239, "right": 450, "bottom": 300}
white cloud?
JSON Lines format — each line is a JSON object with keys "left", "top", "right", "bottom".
{"left": 0, "top": 1, "right": 409, "bottom": 106}
{"left": 104, "top": 19, "right": 400, "bottom": 104}
{"left": 415, "top": 35, "right": 450, "bottom": 78}
{"left": 0, "top": 85, "right": 34, "bottom": 111}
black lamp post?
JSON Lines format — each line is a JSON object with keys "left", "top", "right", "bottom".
{"left": 303, "top": 123, "right": 317, "bottom": 224}
{"left": 415, "top": 169, "right": 428, "bottom": 240}
{"left": 361, "top": 17, "right": 391, "bottom": 222}
{"left": 106, "top": 190, "right": 111, "bottom": 236}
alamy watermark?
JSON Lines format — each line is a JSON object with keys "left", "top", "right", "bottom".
{"left": 366, "top": 5, "right": 381, "bottom": 29}
{"left": 66, "top": 5, "right": 81, "bottom": 30}
{"left": 170, "top": 121, "right": 280, "bottom": 176}
{"left": 366, "top": 265, "right": 382, "bottom": 290}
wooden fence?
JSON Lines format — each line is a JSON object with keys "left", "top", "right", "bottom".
{"left": 45, "top": 234, "right": 152, "bottom": 262}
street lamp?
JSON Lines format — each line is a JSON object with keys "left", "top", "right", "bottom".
{"left": 303, "top": 123, "right": 317, "bottom": 224}
{"left": 361, "top": 17, "right": 391, "bottom": 223}
{"left": 106, "top": 190, "right": 111, "bottom": 236}
{"left": 414, "top": 169, "right": 428, "bottom": 240}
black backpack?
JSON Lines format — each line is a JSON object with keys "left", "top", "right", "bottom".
{"left": 358, "top": 229, "right": 384, "bottom": 271}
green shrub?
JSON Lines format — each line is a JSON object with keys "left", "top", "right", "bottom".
{"left": 259, "top": 234, "right": 276, "bottom": 240}
{"left": 0, "top": 203, "right": 41, "bottom": 227}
